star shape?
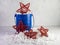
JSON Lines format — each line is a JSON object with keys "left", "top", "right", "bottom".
{"left": 38, "top": 26, "right": 48, "bottom": 37}
{"left": 13, "top": 21, "right": 27, "bottom": 33}
{"left": 24, "top": 29, "right": 37, "bottom": 39}
{"left": 16, "top": 2, "right": 31, "bottom": 14}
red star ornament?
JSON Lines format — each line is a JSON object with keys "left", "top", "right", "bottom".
{"left": 24, "top": 29, "right": 37, "bottom": 39}
{"left": 16, "top": 2, "right": 31, "bottom": 14}
{"left": 13, "top": 21, "right": 27, "bottom": 33}
{"left": 38, "top": 26, "right": 48, "bottom": 37}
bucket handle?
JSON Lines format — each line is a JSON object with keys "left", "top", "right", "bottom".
{"left": 32, "top": 14, "right": 34, "bottom": 28}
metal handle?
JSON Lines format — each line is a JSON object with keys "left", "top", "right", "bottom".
{"left": 32, "top": 14, "right": 34, "bottom": 28}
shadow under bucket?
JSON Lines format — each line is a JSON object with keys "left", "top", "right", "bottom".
{"left": 15, "top": 13, "right": 33, "bottom": 30}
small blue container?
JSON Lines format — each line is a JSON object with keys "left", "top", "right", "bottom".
{"left": 15, "top": 13, "right": 33, "bottom": 30}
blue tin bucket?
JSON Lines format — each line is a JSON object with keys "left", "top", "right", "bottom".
{"left": 14, "top": 13, "right": 33, "bottom": 30}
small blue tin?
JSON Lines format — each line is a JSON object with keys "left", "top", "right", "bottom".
{"left": 14, "top": 13, "right": 33, "bottom": 30}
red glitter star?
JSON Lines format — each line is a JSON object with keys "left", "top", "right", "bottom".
{"left": 13, "top": 21, "right": 27, "bottom": 33}
{"left": 24, "top": 29, "right": 37, "bottom": 39}
{"left": 16, "top": 2, "right": 31, "bottom": 14}
{"left": 38, "top": 26, "right": 48, "bottom": 37}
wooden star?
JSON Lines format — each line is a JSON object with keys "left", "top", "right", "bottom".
{"left": 24, "top": 29, "right": 37, "bottom": 39}
{"left": 16, "top": 2, "right": 31, "bottom": 14}
{"left": 13, "top": 21, "right": 27, "bottom": 33}
{"left": 38, "top": 26, "right": 48, "bottom": 37}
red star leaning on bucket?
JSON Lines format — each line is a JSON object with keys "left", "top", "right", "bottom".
{"left": 24, "top": 29, "right": 37, "bottom": 39}
{"left": 16, "top": 2, "right": 31, "bottom": 14}
{"left": 13, "top": 21, "right": 27, "bottom": 33}
{"left": 38, "top": 26, "right": 48, "bottom": 37}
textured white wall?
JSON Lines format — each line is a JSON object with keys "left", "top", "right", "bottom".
{"left": 0, "top": 0, "right": 60, "bottom": 26}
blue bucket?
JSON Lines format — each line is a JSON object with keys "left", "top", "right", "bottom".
{"left": 14, "top": 13, "right": 33, "bottom": 30}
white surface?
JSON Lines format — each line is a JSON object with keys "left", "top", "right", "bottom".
{"left": 0, "top": 0, "right": 60, "bottom": 26}
{"left": 0, "top": 26, "right": 60, "bottom": 45}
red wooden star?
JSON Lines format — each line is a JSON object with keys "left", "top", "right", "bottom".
{"left": 24, "top": 29, "right": 37, "bottom": 39}
{"left": 13, "top": 21, "right": 27, "bottom": 33}
{"left": 16, "top": 2, "right": 31, "bottom": 14}
{"left": 38, "top": 26, "right": 48, "bottom": 37}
